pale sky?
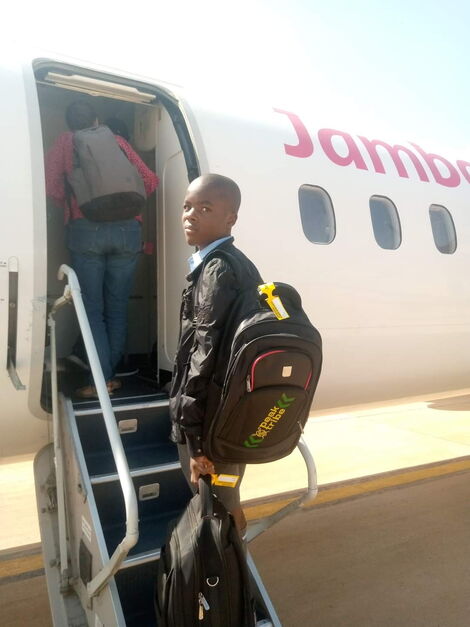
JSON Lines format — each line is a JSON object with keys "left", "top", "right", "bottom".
{"left": 7, "top": 0, "right": 469, "bottom": 155}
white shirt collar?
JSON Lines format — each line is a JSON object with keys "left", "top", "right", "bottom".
{"left": 187, "top": 236, "right": 232, "bottom": 273}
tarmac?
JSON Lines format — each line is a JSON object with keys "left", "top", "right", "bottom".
{"left": 250, "top": 469, "right": 470, "bottom": 627}
{"left": 1, "top": 387, "right": 470, "bottom": 626}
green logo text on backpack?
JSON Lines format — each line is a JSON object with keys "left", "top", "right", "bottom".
{"left": 243, "top": 393, "right": 296, "bottom": 448}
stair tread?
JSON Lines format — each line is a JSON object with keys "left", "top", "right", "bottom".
{"left": 103, "top": 512, "right": 179, "bottom": 557}
{"left": 87, "top": 443, "right": 178, "bottom": 477}
{"left": 73, "top": 390, "right": 168, "bottom": 411}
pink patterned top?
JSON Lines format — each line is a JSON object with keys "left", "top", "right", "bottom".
{"left": 45, "top": 131, "right": 159, "bottom": 223}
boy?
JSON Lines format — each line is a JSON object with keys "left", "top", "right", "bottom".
{"left": 169, "top": 173, "right": 262, "bottom": 535}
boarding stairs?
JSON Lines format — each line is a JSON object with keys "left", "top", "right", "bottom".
{"left": 35, "top": 265, "right": 318, "bottom": 626}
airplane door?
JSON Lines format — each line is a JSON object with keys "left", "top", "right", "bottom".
{"left": 0, "top": 51, "right": 49, "bottom": 455}
{"left": 152, "top": 106, "right": 194, "bottom": 371}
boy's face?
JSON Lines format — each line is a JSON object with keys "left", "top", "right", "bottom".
{"left": 182, "top": 181, "right": 237, "bottom": 249}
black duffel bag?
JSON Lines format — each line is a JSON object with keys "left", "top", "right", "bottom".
{"left": 155, "top": 475, "right": 255, "bottom": 626}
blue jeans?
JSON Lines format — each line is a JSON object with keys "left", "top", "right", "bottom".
{"left": 67, "top": 218, "right": 142, "bottom": 383}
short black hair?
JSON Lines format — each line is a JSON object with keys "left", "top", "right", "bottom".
{"left": 65, "top": 100, "right": 97, "bottom": 131}
{"left": 198, "top": 173, "right": 242, "bottom": 212}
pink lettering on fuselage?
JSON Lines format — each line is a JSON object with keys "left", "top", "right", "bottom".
{"left": 358, "top": 137, "right": 429, "bottom": 182}
{"left": 275, "top": 109, "right": 467, "bottom": 189}
{"left": 457, "top": 160, "right": 470, "bottom": 183}
{"left": 273, "top": 108, "right": 314, "bottom": 158}
{"left": 410, "top": 143, "right": 460, "bottom": 188}
{"left": 318, "top": 129, "right": 368, "bottom": 170}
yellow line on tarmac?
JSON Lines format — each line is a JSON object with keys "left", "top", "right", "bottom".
{"left": 244, "top": 457, "right": 470, "bottom": 521}
{"left": 2, "top": 459, "right": 470, "bottom": 578}
{"left": 0, "top": 553, "right": 44, "bottom": 580}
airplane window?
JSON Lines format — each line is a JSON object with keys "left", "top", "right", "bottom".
{"left": 298, "top": 185, "right": 336, "bottom": 244}
{"left": 369, "top": 195, "right": 401, "bottom": 250}
{"left": 429, "top": 205, "right": 457, "bottom": 254}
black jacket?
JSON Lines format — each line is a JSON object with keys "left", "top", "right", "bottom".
{"left": 169, "top": 238, "right": 262, "bottom": 457}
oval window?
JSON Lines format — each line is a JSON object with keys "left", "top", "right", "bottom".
{"left": 429, "top": 204, "right": 457, "bottom": 254}
{"left": 369, "top": 195, "right": 402, "bottom": 250}
{"left": 298, "top": 185, "right": 336, "bottom": 244}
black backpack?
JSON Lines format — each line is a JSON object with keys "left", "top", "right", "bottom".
{"left": 155, "top": 476, "right": 255, "bottom": 627}
{"left": 201, "top": 249, "right": 323, "bottom": 465}
{"left": 67, "top": 125, "right": 146, "bottom": 221}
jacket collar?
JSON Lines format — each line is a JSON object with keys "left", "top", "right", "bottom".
{"left": 186, "top": 236, "right": 234, "bottom": 281}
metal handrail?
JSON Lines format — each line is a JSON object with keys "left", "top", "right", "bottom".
{"left": 245, "top": 436, "right": 318, "bottom": 543}
{"left": 49, "top": 264, "right": 139, "bottom": 599}
{"left": 6, "top": 258, "right": 26, "bottom": 390}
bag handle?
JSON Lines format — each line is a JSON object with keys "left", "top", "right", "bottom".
{"left": 198, "top": 474, "right": 214, "bottom": 518}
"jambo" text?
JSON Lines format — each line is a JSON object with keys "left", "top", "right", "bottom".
{"left": 274, "top": 108, "right": 470, "bottom": 189}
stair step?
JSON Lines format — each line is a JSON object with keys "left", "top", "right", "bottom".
{"left": 94, "top": 468, "right": 192, "bottom": 557}
{"left": 74, "top": 398, "right": 169, "bottom": 417}
{"left": 88, "top": 445, "right": 179, "bottom": 478}
{"left": 75, "top": 402, "right": 175, "bottom": 477}
{"left": 91, "top": 460, "right": 181, "bottom": 485}
{"left": 103, "top": 512, "right": 178, "bottom": 558}
{"left": 72, "top": 380, "right": 168, "bottom": 411}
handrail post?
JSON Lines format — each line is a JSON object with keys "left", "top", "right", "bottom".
{"left": 297, "top": 435, "right": 318, "bottom": 507}
{"left": 246, "top": 435, "right": 318, "bottom": 543}
{"left": 50, "top": 264, "right": 139, "bottom": 600}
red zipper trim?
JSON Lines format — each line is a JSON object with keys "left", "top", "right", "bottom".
{"left": 304, "top": 370, "right": 313, "bottom": 390}
{"left": 250, "top": 350, "right": 285, "bottom": 390}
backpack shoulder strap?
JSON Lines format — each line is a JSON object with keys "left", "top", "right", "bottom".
{"left": 200, "top": 246, "right": 244, "bottom": 284}
{"left": 192, "top": 247, "right": 243, "bottom": 317}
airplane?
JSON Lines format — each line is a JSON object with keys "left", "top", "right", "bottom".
{"left": 1, "top": 45, "right": 469, "bottom": 625}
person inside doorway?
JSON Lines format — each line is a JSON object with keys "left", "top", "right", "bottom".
{"left": 45, "top": 99, "right": 158, "bottom": 397}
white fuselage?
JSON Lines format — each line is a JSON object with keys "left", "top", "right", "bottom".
{"left": 1, "top": 48, "right": 469, "bottom": 457}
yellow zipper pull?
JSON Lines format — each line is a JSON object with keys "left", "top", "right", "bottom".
{"left": 258, "top": 283, "right": 290, "bottom": 320}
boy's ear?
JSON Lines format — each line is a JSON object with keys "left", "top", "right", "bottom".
{"left": 227, "top": 211, "right": 238, "bottom": 228}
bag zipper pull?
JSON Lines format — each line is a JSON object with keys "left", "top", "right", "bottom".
{"left": 246, "top": 374, "right": 252, "bottom": 392}
{"left": 198, "top": 592, "right": 210, "bottom": 619}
